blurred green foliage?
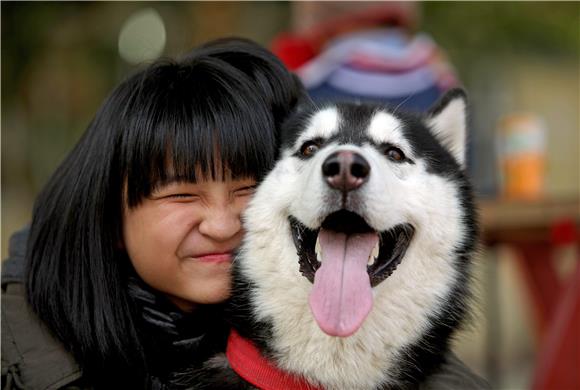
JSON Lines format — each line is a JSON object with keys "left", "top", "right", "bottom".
{"left": 421, "top": 2, "right": 579, "bottom": 70}
{"left": 422, "top": 2, "right": 579, "bottom": 54}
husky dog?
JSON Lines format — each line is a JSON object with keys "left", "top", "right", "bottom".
{"left": 189, "top": 89, "right": 479, "bottom": 389}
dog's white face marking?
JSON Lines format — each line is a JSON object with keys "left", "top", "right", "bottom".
{"left": 296, "top": 107, "right": 341, "bottom": 145}
{"left": 238, "top": 94, "right": 473, "bottom": 389}
{"left": 367, "top": 111, "right": 410, "bottom": 152}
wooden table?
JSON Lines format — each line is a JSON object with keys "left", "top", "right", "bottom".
{"left": 479, "top": 197, "right": 579, "bottom": 390}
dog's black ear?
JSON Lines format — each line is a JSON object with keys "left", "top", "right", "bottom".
{"left": 292, "top": 75, "right": 315, "bottom": 114}
{"left": 427, "top": 88, "right": 468, "bottom": 167}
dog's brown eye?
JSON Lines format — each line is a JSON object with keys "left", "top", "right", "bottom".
{"left": 386, "top": 147, "right": 405, "bottom": 162}
{"left": 300, "top": 141, "right": 320, "bottom": 157}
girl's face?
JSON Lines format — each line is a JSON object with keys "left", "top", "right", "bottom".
{"left": 122, "top": 175, "right": 256, "bottom": 312}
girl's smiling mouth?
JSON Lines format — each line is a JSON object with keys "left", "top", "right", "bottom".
{"left": 193, "top": 253, "right": 233, "bottom": 263}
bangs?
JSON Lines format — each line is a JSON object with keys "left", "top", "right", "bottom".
{"left": 121, "top": 58, "right": 277, "bottom": 207}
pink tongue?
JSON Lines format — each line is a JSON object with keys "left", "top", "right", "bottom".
{"left": 309, "top": 229, "right": 379, "bottom": 337}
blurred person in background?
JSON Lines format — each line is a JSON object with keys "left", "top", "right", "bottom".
{"left": 272, "top": 2, "right": 459, "bottom": 111}
{"left": 1, "top": 37, "right": 305, "bottom": 389}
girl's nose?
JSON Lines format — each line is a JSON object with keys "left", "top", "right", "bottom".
{"left": 198, "top": 205, "right": 243, "bottom": 242}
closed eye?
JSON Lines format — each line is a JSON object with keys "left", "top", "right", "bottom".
{"left": 234, "top": 185, "right": 257, "bottom": 197}
{"left": 166, "top": 193, "right": 199, "bottom": 199}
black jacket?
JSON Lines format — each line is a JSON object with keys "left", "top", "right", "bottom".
{"left": 1, "top": 228, "right": 228, "bottom": 390}
{"left": 2, "top": 228, "right": 85, "bottom": 389}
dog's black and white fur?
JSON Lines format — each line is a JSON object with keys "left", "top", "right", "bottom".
{"left": 187, "top": 89, "right": 479, "bottom": 389}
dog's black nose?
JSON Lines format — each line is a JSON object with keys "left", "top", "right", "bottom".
{"left": 322, "top": 150, "right": 370, "bottom": 192}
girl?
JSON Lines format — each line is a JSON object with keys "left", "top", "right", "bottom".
{"left": 1, "top": 38, "right": 305, "bottom": 389}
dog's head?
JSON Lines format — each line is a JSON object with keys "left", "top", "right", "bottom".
{"left": 238, "top": 89, "right": 477, "bottom": 342}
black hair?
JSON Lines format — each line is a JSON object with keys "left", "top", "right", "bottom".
{"left": 25, "top": 37, "right": 305, "bottom": 386}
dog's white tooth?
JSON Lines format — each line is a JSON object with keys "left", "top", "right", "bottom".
{"left": 315, "top": 235, "right": 322, "bottom": 262}
{"left": 368, "top": 242, "right": 380, "bottom": 266}
{"left": 373, "top": 242, "right": 380, "bottom": 259}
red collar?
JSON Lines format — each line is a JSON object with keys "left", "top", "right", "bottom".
{"left": 226, "top": 329, "right": 321, "bottom": 390}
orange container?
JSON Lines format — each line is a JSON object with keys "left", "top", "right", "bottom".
{"left": 497, "top": 113, "right": 546, "bottom": 200}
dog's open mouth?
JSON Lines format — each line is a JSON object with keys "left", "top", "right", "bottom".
{"left": 289, "top": 210, "right": 414, "bottom": 337}
{"left": 290, "top": 210, "right": 414, "bottom": 287}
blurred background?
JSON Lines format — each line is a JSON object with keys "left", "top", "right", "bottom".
{"left": 2, "top": 2, "right": 579, "bottom": 389}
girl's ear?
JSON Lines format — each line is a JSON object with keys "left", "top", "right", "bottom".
{"left": 427, "top": 88, "right": 469, "bottom": 167}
